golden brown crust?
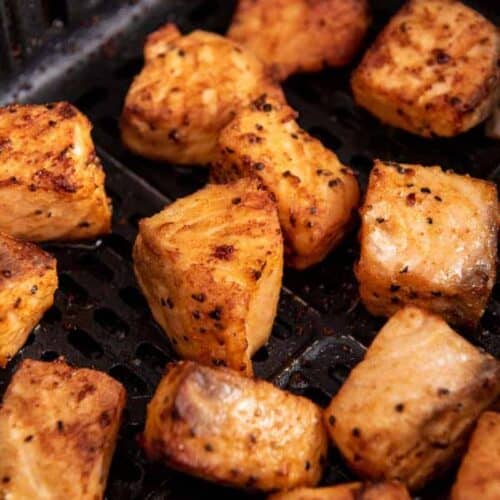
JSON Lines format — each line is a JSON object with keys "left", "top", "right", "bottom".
{"left": 213, "top": 96, "right": 360, "bottom": 269}
{"left": 0, "top": 102, "right": 112, "bottom": 241}
{"left": 0, "top": 232, "right": 57, "bottom": 367}
{"left": 142, "top": 361, "right": 328, "bottom": 491}
{"left": 269, "top": 481, "right": 411, "bottom": 499}
{"left": 324, "top": 307, "right": 500, "bottom": 491}
{"left": 0, "top": 358, "right": 126, "bottom": 499}
{"left": 351, "top": 0, "right": 500, "bottom": 136}
{"left": 451, "top": 411, "right": 500, "bottom": 499}
{"left": 121, "top": 24, "right": 284, "bottom": 165}
{"left": 228, "top": 0, "right": 370, "bottom": 80}
{"left": 355, "top": 160, "right": 498, "bottom": 327}
{"left": 133, "top": 178, "right": 283, "bottom": 375}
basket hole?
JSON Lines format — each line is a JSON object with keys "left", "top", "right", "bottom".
{"left": 96, "top": 116, "right": 119, "bottom": 137}
{"left": 119, "top": 286, "right": 148, "bottom": 311}
{"left": 349, "top": 154, "right": 373, "bottom": 172}
{"left": 301, "top": 386, "right": 331, "bottom": 407}
{"left": 41, "top": 350, "right": 59, "bottom": 361}
{"left": 78, "top": 254, "right": 114, "bottom": 282}
{"left": 104, "top": 233, "right": 132, "bottom": 260}
{"left": 44, "top": 305, "right": 62, "bottom": 323}
{"left": 128, "top": 212, "right": 146, "bottom": 228}
{"left": 189, "top": 0, "right": 221, "bottom": 23}
{"left": 113, "top": 57, "right": 143, "bottom": 79}
{"left": 106, "top": 187, "right": 123, "bottom": 207}
{"left": 59, "top": 273, "right": 88, "bottom": 305}
{"left": 74, "top": 86, "right": 108, "bottom": 110}
{"left": 67, "top": 328, "right": 104, "bottom": 360}
{"left": 94, "top": 308, "right": 129, "bottom": 339}
{"left": 136, "top": 342, "right": 168, "bottom": 372}
{"left": 109, "top": 453, "right": 143, "bottom": 483}
{"left": 253, "top": 346, "right": 269, "bottom": 362}
{"left": 273, "top": 319, "right": 292, "bottom": 340}
{"left": 109, "top": 365, "right": 147, "bottom": 396}
{"left": 308, "top": 126, "right": 342, "bottom": 151}
{"left": 328, "top": 364, "right": 350, "bottom": 383}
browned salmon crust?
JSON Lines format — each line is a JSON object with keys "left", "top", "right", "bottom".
{"left": 0, "top": 102, "right": 111, "bottom": 241}
{"left": 0, "top": 358, "right": 126, "bottom": 500}
{"left": 451, "top": 411, "right": 500, "bottom": 499}
{"left": 133, "top": 178, "right": 283, "bottom": 375}
{"left": 142, "top": 361, "right": 328, "bottom": 491}
{"left": 356, "top": 160, "right": 498, "bottom": 328}
{"left": 121, "top": 24, "right": 284, "bottom": 165}
{"left": 213, "top": 96, "right": 360, "bottom": 269}
{"left": 228, "top": 0, "right": 370, "bottom": 80}
{"left": 324, "top": 307, "right": 500, "bottom": 491}
{"left": 0, "top": 232, "right": 57, "bottom": 367}
{"left": 352, "top": 0, "right": 500, "bottom": 136}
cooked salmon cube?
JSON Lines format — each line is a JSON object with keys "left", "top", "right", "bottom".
{"left": 213, "top": 96, "right": 360, "bottom": 269}
{"left": 324, "top": 307, "right": 500, "bottom": 490}
{"left": 355, "top": 160, "right": 498, "bottom": 327}
{"left": 351, "top": 0, "right": 500, "bottom": 137}
{"left": 133, "top": 178, "right": 283, "bottom": 375}
{"left": 269, "top": 481, "right": 410, "bottom": 499}
{"left": 121, "top": 24, "right": 284, "bottom": 166}
{"left": 0, "top": 102, "right": 111, "bottom": 241}
{"left": 0, "top": 232, "right": 57, "bottom": 367}
{"left": 141, "top": 361, "right": 328, "bottom": 491}
{"left": 451, "top": 411, "right": 500, "bottom": 500}
{"left": 228, "top": 0, "right": 370, "bottom": 81}
{"left": 0, "top": 358, "right": 126, "bottom": 499}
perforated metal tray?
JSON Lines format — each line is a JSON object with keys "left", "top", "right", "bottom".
{"left": 0, "top": 1, "right": 498, "bottom": 499}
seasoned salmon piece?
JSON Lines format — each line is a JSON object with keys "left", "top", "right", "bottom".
{"left": 141, "top": 361, "right": 328, "bottom": 491}
{"left": 324, "top": 307, "right": 500, "bottom": 491}
{"left": 355, "top": 160, "right": 498, "bottom": 327}
{"left": 269, "top": 481, "right": 410, "bottom": 499}
{"left": 351, "top": 0, "right": 500, "bottom": 137}
{"left": 133, "top": 178, "right": 283, "bottom": 376}
{"left": 228, "top": 0, "right": 370, "bottom": 81}
{"left": 0, "top": 102, "right": 111, "bottom": 241}
{"left": 0, "top": 358, "right": 126, "bottom": 500}
{"left": 0, "top": 232, "right": 57, "bottom": 367}
{"left": 451, "top": 411, "right": 500, "bottom": 500}
{"left": 121, "top": 24, "right": 284, "bottom": 166}
{"left": 213, "top": 96, "right": 360, "bottom": 269}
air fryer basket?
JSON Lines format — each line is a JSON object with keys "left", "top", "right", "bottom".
{"left": 0, "top": 1, "right": 498, "bottom": 499}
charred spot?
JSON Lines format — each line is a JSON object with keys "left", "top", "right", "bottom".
{"left": 183, "top": 335, "right": 189, "bottom": 342}
{"left": 58, "top": 103, "right": 77, "bottom": 119}
{"left": 353, "top": 453, "right": 362, "bottom": 462}
{"left": 246, "top": 476, "right": 258, "bottom": 488}
{"left": 78, "top": 221, "right": 90, "bottom": 228}
{"left": 390, "top": 284, "right": 400, "bottom": 292}
{"left": 406, "top": 193, "right": 416, "bottom": 206}
{"left": 2, "top": 476, "right": 10, "bottom": 484}
{"left": 1, "top": 270, "right": 11, "bottom": 278}
{"left": 431, "top": 291, "right": 442, "bottom": 297}
{"left": 99, "top": 411, "right": 112, "bottom": 428}
{"left": 56, "top": 420, "right": 64, "bottom": 432}
{"left": 177, "top": 49, "right": 185, "bottom": 57}
{"left": 427, "top": 217, "right": 433, "bottom": 224}
{"left": 376, "top": 217, "right": 385, "bottom": 223}
{"left": 14, "top": 297, "right": 21, "bottom": 308}
{"left": 431, "top": 441, "right": 449, "bottom": 449}
{"left": 352, "top": 427, "right": 361, "bottom": 438}
{"left": 211, "top": 358, "right": 226, "bottom": 367}
{"left": 209, "top": 307, "right": 222, "bottom": 321}
{"left": 289, "top": 214, "right": 297, "bottom": 227}
{"left": 0, "top": 176, "right": 19, "bottom": 188}
{"left": 420, "top": 187, "right": 431, "bottom": 194}
{"left": 213, "top": 244, "right": 234, "bottom": 260}
{"left": 191, "top": 293, "right": 206, "bottom": 303}
{"left": 232, "top": 197, "right": 241, "bottom": 205}
{"left": 449, "top": 96, "right": 461, "bottom": 106}
{"left": 253, "top": 162, "right": 265, "bottom": 171}
{"left": 249, "top": 434, "right": 257, "bottom": 444}
{"left": 434, "top": 49, "right": 451, "bottom": 64}
{"left": 239, "top": 363, "right": 247, "bottom": 372}
{"left": 305, "top": 460, "right": 311, "bottom": 470}
{"left": 168, "top": 129, "right": 180, "bottom": 143}
{"left": 251, "top": 269, "right": 262, "bottom": 281}
{"left": 434, "top": 195, "right": 443, "bottom": 202}
{"left": 391, "top": 297, "right": 400, "bottom": 304}
{"left": 395, "top": 403, "right": 405, "bottom": 412}
{"left": 223, "top": 146, "right": 235, "bottom": 154}
{"left": 245, "top": 133, "right": 262, "bottom": 144}
{"left": 316, "top": 168, "right": 332, "bottom": 176}
{"left": 24, "top": 435, "right": 33, "bottom": 442}
{"left": 437, "top": 387, "right": 450, "bottom": 396}
{"left": 328, "top": 178, "right": 342, "bottom": 187}
{"left": 251, "top": 94, "right": 271, "bottom": 112}
{"left": 255, "top": 124, "right": 263, "bottom": 131}
{"left": 400, "top": 266, "right": 409, "bottom": 274}
{"left": 31, "top": 285, "right": 38, "bottom": 294}
{"left": 409, "top": 291, "right": 418, "bottom": 299}
{"left": 48, "top": 120, "right": 57, "bottom": 127}
{"left": 77, "top": 383, "right": 96, "bottom": 402}
{"left": 192, "top": 311, "right": 201, "bottom": 320}
{"left": 51, "top": 174, "right": 78, "bottom": 193}
{"left": 328, "top": 415, "right": 336, "bottom": 426}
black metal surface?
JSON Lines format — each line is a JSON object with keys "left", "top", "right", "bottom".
{"left": 0, "top": 1, "right": 498, "bottom": 499}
